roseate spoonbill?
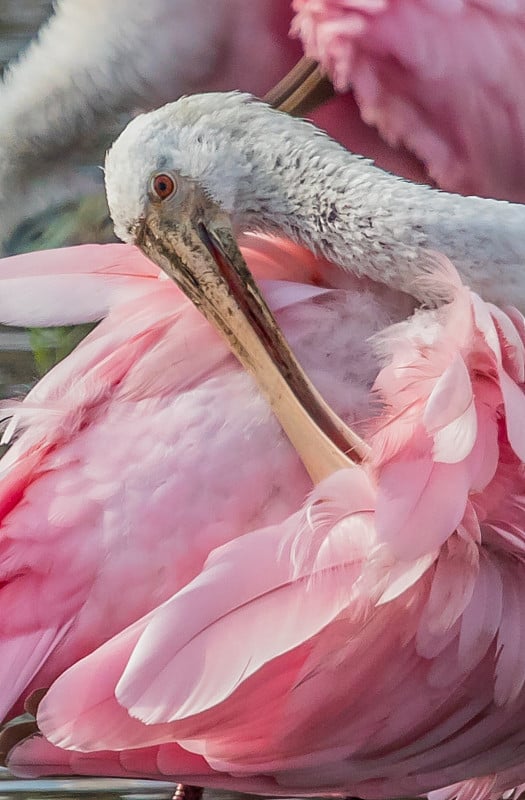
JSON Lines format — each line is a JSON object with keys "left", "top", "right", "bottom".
{"left": 6, "top": 90, "right": 525, "bottom": 799}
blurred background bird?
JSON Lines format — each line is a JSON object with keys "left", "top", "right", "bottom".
{"left": 3, "top": 0, "right": 525, "bottom": 258}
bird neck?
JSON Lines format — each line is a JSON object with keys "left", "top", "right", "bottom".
{"left": 239, "top": 125, "right": 525, "bottom": 308}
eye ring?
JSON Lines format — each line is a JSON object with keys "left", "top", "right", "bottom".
{"left": 150, "top": 172, "right": 177, "bottom": 201}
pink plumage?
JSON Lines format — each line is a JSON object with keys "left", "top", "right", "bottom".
{"left": 0, "top": 234, "right": 409, "bottom": 724}
{"left": 4, "top": 238, "right": 525, "bottom": 800}
{"left": 292, "top": 0, "right": 525, "bottom": 200}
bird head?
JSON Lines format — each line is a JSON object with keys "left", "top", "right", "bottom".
{"left": 104, "top": 92, "right": 364, "bottom": 482}
{"left": 105, "top": 93, "right": 272, "bottom": 354}
{"left": 104, "top": 92, "right": 266, "bottom": 243}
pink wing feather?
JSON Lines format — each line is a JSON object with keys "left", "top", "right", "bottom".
{"left": 0, "top": 244, "right": 160, "bottom": 327}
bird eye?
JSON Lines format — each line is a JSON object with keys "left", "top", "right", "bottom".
{"left": 151, "top": 172, "right": 176, "bottom": 200}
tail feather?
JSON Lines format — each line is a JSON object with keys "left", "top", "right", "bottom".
{"left": 6, "top": 734, "right": 283, "bottom": 794}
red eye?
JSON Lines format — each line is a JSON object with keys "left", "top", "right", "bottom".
{"left": 151, "top": 172, "right": 176, "bottom": 200}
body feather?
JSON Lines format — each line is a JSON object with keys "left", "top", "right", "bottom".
{"left": 15, "top": 256, "right": 525, "bottom": 799}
